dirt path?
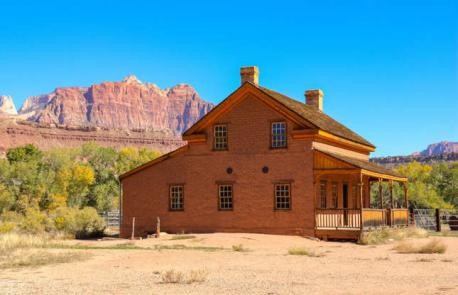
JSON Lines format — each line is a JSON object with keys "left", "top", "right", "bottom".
{"left": 0, "top": 233, "right": 457, "bottom": 294}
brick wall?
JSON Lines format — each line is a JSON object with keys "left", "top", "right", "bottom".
{"left": 121, "top": 95, "right": 316, "bottom": 238}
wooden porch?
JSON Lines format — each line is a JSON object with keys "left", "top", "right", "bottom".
{"left": 315, "top": 208, "right": 409, "bottom": 240}
{"left": 313, "top": 148, "right": 409, "bottom": 240}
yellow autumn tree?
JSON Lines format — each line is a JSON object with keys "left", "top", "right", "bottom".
{"left": 67, "top": 164, "right": 95, "bottom": 208}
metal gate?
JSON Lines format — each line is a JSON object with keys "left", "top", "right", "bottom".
{"left": 413, "top": 209, "right": 458, "bottom": 231}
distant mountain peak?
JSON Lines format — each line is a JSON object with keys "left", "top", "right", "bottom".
{"left": 412, "top": 141, "right": 458, "bottom": 156}
{"left": 0, "top": 95, "right": 17, "bottom": 115}
{"left": 122, "top": 74, "right": 142, "bottom": 84}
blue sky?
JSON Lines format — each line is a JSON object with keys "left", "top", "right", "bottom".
{"left": 0, "top": 0, "right": 456, "bottom": 156}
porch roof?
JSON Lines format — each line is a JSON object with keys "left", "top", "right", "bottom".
{"left": 314, "top": 148, "right": 407, "bottom": 182}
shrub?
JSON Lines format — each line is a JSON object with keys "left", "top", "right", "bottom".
{"left": 288, "top": 247, "right": 322, "bottom": 257}
{"left": 52, "top": 207, "right": 105, "bottom": 239}
{"left": 161, "top": 270, "right": 184, "bottom": 284}
{"left": 394, "top": 238, "right": 447, "bottom": 254}
{"left": 232, "top": 244, "right": 249, "bottom": 252}
{"left": 0, "top": 222, "right": 16, "bottom": 234}
{"left": 359, "top": 227, "right": 428, "bottom": 245}
{"left": 186, "top": 269, "right": 208, "bottom": 283}
{"left": 160, "top": 269, "right": 208, "bottom": 284}
{"left": 19, "top": 208, "right": 51, "bottom": 234}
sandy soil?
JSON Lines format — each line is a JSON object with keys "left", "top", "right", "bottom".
{"left": 0, "top": 233, "right": 457, "bottom": 295}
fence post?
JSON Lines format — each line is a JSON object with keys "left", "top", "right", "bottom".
{"left": 131, "top": 217, "right": 136, "bottom": 239}
{"left": 409, "top": 208, "right": 414, "bottom": 226}
{"left": 156, "top": 217, "right": 160, "bottom": 238}
{"left": 435, "top": 209, "right": 441, "bottom": 232}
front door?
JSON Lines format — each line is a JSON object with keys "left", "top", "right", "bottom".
{"left": 343, "top": 184, "right": 349, "bottom": 225}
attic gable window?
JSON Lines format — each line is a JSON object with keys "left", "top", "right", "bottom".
{"left": 271, "top": 122, "right": 287, "bottom": 148}
{"left": 214, "top": 124, "right": 228, "bottom": 150}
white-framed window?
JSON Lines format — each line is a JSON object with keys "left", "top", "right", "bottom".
{"left": 271, "top": 121, "right": 287, "bottom": 148}
{"left": 214, "top": 124, "right": 228, "bottom": 150}
{"left": 170, "top": 185, "right": 184, "bottom": 210}
{"left": 275, "top": 183, "right": 291, "bottom": 209}
{"left": 218, "top": 184, "right": 233, "bottom": 210}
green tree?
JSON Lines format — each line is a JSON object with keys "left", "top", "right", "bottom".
{"left": 6, "top": 144, "right": 42, "bottom": 163}
{"left": 429, "top": 162, "right": 458, "bottom": 207}
{"left": 395, "top": 162, "right": 453, "bottom": 209}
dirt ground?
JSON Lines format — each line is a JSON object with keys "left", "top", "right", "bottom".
{"left": 0, "top": 233, "right": 457, "bottom": 295}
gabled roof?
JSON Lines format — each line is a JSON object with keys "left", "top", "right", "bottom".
{"left": 258, "top": 87, "right": 375, "bottom": 147}
{"left": 183, "top": 82, "right": 375, "bottom": 148}
{"left": 119, "top": 145, "right": 188, "bottom": 180}
{"left": 314, "top": 147, "right": 406, "bottom": 181}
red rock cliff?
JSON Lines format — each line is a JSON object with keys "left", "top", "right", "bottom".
{"left": 20, "top": 75, "right": 213, "bottom": 134}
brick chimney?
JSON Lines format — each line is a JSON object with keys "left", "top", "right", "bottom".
{"left": 240, "top": 66, "right": 259, "bottom": 85}
{"left": 305, "top": 89, "right": 324, "bottom": 112}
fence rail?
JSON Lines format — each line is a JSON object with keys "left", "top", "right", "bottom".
{"left": 99, "top": 210, "right": 120, "bottom": 227}
{"left": 413, "top": 209, "right": 458, "bottom": 231}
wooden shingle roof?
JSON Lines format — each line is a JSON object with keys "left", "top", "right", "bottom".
{"left": 258, "top": 86, "right": 375, "bottom": 148}
{"left": 314, "top": 148, "right": 406, "bottom": 180}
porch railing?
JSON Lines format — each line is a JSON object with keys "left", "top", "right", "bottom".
{"left": 315, "top": 208, "right": 409, "bottom": 230}
{"left": 389, "top": 208, "right": 409, "bottom": 227}
{"left": 361, "top": 209, "right": 387, "bottom": 228}
{"left": 315, "top": 209, "right": 362, "bottom": 229}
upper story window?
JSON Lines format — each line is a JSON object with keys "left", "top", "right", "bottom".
{"left": 274, "top": 183, "right": 291, "bottom": 210}
{"left": 319, "top": 180, "right": 327, "bottom": 209}
{"left": 169, "top": 185, "right": 184, "bottom": 211}
{"left": 271, "top": 122, "right": 287, "bottom": 148}
{"left": 218, "top": 184, "right": 233, "bottom": 210}
{"left": 214, "top": 124, "right": 228, "bottom": 150}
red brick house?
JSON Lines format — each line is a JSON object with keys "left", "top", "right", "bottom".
{"left": 120, "top": 67, "right": 408, "bottom": 240}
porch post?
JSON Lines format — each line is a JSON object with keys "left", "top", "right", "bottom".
{"left": 378, "top": 178, "right": 383, "bottom": 209}
{"left": 359, "top": 173, "right": 364, "bottom": 230}
{"left": 403, "top": 182, "right": 408, "bottom": 209}
{"left": 389, "top": 180, "right": 394, "bottom": 209}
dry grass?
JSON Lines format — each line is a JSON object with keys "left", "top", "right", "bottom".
{"left": 288, "top": 247, "right": 322, "bottom": 257}
{"left": 161, "top": 270, "right": 185, "bottom": 284}
{"left": 413, "top": 257, "right": 435, "bottom": 262}
{"left": 393, "top": 238, "right": 447, "bottom": 254}
{"left": 0, "top": 233, "right": 49, "bottom": 256}
{"left": 160, "top": 269, "right": 208, "bottom": 284}
{"left": 375, "top": 256, "right": 390, "bottom": 261}
{"left": 359, "top": 227, "right": 428, "bottom": 245}
{"left": 0, "top": 250, "right": 89, "bottom": 269}
{"left": 232, "top": 244, "right": 249, "bottom": 252}
{"left": 186, "top": 269, "right": 208, "bottom": 283}
{"left": 170, "top": 234, "right": 196, "bottom": 241}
